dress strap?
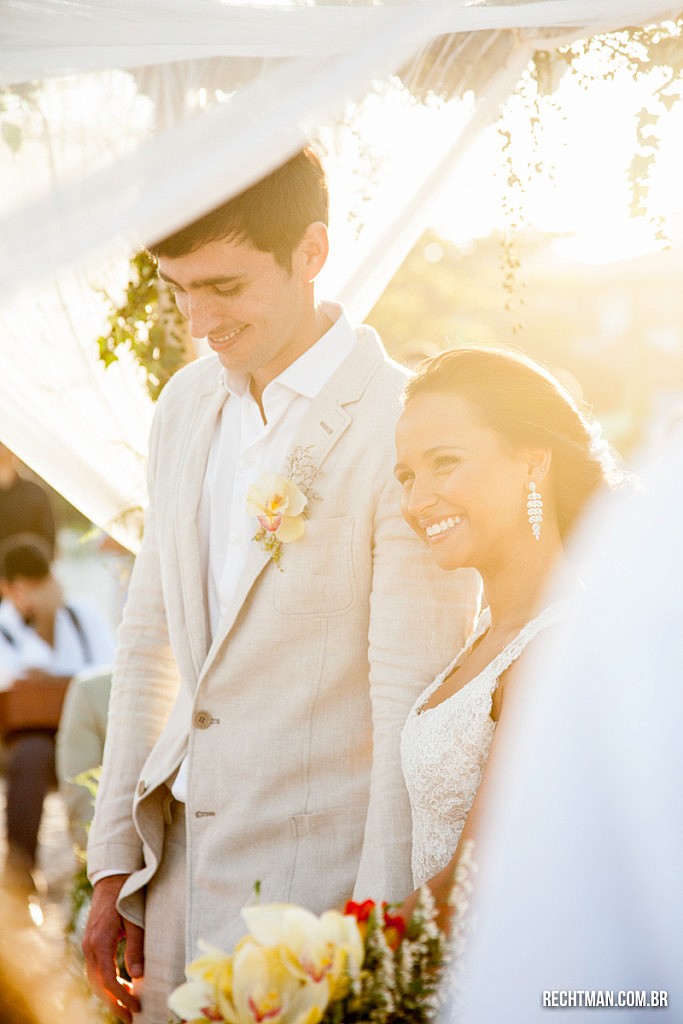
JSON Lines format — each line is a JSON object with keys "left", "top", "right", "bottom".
{"left": 444, "top": 606, "right": 491, "bottom": 678}
{"left": 487, "top": 602, "right": 564, "bottom": 692}
{"left": 414, "top": 607, "right": 491, "bottom": 714}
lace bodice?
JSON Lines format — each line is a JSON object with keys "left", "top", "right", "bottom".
{"left": 401, "top": 604, "right": 562, "bottom": 888}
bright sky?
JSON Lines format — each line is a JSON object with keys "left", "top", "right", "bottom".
{"left": 432, "top": 55, "right": 683, "bottom": 264}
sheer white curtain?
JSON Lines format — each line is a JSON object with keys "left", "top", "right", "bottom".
{"left": 453, "top": 437, "right": 683, "bottom": 1021}
{"left": 0, "top": 0, "right": 676, "bottom": 547}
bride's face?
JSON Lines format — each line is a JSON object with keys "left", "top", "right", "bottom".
{"left": 394, "top": 391, "right": 534, "bottom": 573}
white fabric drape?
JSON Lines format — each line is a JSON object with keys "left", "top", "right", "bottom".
{"left": 0, "top": 0, "right": 676, "bottom": 547}
{"left": 454, "top": 437, "right": 683, "bottom": 1021}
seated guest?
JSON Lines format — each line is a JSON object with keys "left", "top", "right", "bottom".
{"left": 0, "top": 539, "right": 115, "bottom": 890}
{"left": 56, "top": 667, "right": 112, "bottom": 852}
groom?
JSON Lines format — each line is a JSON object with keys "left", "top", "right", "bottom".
{"left": 83, "top": 147, "right": 479, "bottom": 1023}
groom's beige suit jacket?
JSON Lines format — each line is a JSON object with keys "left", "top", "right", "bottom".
{"left": 88, "top": 326, "right": 479, "bottom": 955}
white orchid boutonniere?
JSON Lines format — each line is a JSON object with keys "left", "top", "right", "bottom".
{"left": 247, "top": 445, "right": 320, "bottom": 568}
{"left": 247, "top": 473, "right": 307, "bottom": 563}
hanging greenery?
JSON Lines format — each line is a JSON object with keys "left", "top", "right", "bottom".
{"left": 535, "top": 16, "right": 683, "bottom": 243}
{"left": 0, "top": 83, "right": 40, "bottom": 154}
{"left": 495, "top": 15, "right": 683, "bottom": 330}
{"left": 96, "top": 249, "right": 193, "bottom": 401}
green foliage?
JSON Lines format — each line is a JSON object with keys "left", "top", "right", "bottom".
{"left": 369, "top": 224, "right": 683, "bottom": 456}
{"left": 66, "top": 857, "right": 93, "bottom": 937}
{"left": 65, "top": 768, "right": 101, "bottom": 936}
{"left": 65, "top": 766, "right": 128, "bottom": 1023}
{"left": 96, "top": 250, "right": 192, "bottom": 401}
{"left": 1, "top": 121, "right": 22, "bottom": 153}
{"left": 368, "top": 229, "right": 503, "bottom": 361}
{"left": 488, "top": 17, "right": 683, "bottom": 326}
{"left": 0, "top": 84, "right": 40, "bottom": 154}
{"left": 323, "top": 896, "right": 447, "bottom": 1024}
{"left": 532, "top": 18, "right": 683, "bottom": 242}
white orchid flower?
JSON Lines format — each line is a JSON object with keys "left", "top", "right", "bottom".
{"left": 246, "top": 473, "right": 307, "bottom": 543}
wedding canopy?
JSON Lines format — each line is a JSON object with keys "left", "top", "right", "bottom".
{"left": 0, "top": 0, "right": 676, "bottom": 549}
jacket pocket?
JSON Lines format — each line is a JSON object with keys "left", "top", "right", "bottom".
{"left": 272, "top": 516, "right": 355, "bottom": 616}
{"left": 288, "top": 805, "right": 366, "bottom": 909}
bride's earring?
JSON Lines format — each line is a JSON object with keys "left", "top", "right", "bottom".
{"left": 527, "top": 481, "right": 543, "bottom": 541}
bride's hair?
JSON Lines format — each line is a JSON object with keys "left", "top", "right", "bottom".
{"left": 404, "top": 345, "right": 618, "bottom": 539}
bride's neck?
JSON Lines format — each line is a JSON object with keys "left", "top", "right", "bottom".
{"left": 482, "top": 529, "right": 568, "bottom": 633}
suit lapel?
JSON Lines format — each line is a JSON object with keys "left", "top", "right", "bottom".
{"left": 288, "top": 326, "right": 385, "bottom": 471}
{"left": 176, "top": 376, "right": 228, "bottom": 678}
{"left": 199, "top": 331, "right": 385, "bottom": 679}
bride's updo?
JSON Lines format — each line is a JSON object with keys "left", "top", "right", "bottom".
{"left": 404, "top": 346, "right": 618, "bottom": 539}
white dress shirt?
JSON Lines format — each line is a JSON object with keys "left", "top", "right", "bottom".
{"left": 172, "top": 301, "right": 356, "bottom": 801}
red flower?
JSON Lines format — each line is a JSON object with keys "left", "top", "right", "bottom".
{"left": 382, "top": 906, "right": 406, "bottom": 951}
{"left": 344, "top": 899, "right": 376, "bottom": 923}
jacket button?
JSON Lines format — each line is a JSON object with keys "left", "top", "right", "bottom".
{"left": 193, "top": 710, "right": 212, "bottom": 729}
{"left": 137, "top": 780, "right": 147, "bottom": 796}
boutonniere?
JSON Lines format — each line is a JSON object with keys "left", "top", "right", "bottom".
{"left": 246, "top": 445, "right": 320, "bottom": 568}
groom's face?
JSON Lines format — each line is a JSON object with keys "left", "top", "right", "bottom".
{"left": 156, "top": 229, "right": 325, "bottom": 388}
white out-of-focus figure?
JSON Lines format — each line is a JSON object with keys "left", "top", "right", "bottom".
{"left": 453, "top": 437, "right": 683, "bottom": 1021}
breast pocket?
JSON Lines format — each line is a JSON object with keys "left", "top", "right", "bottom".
{"left": 272, "top": 516, "right": 355, "bottom": 616}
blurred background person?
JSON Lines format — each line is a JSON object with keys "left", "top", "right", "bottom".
{"left": 452, "top": 437, "right": 682, "bottom": 1021}
{"left": 0, "top": 540, "right": 115, "bottom": 892}
{"left": 56, "top": 667, "right": 112, "bottom": 854}
{"left": 0, "top": 445, "right": 56, "bottom": 560}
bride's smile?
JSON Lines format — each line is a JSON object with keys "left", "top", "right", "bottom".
{"left": 423, "top": 515, "right": 462, "bottom": 540}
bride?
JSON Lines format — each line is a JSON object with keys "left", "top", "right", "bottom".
{"left": 394, "top": 346, "right": 616, "bottom": 919}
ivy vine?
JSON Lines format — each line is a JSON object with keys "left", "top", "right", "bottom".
{"left": 539, "top": 17, "right": 683, "bottom": 243}
{"left": 96, "top": 249, "right": 193, "bottom": 401}
{"left": 496, "top": 16, "right": 683, "bottom": 329}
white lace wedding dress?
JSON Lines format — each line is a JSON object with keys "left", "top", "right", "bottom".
{"left": 401, "top": 604, "right": 562, "bottom": 888}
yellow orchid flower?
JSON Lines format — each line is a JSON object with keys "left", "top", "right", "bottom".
{"left": 241, "top": 904, "right": 364, "bottom": 992}
{"left": 187, "top": 940, "right": 234, "bottom": 985}
{"left": 220, "top": 941, "right": 329, "bottom": 1024}
{"left": 316, "top": 911, "right": 364, "bottom": 1000}
{"left": 167, "top": 977, "right": 218, "bottom": 1022}
{"left": 246, "top": 473, "right": 307, "bottom": 544}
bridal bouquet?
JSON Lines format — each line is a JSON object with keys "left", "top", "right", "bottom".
{"left": 168, "top": 890, "right": 448, "bottom": 1024}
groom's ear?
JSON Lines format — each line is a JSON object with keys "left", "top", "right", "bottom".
{"left": 292, "top": 222, "right": 329, "bottom": 283}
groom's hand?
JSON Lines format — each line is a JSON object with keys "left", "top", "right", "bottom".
{"left": 83, "top": 874, "right": 144, "bottom": 1023}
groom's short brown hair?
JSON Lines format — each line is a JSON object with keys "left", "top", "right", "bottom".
{"left": 148, "top": 147, "right": 328, "bottom": 271}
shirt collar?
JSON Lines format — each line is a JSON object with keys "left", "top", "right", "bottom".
{"left": 0, "top": 598, "right": 24, "bottom": 632}
{"left": 219, "top": 301, "right": 356, "bottom": 401}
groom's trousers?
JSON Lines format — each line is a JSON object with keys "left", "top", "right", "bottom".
{"left": 131, "top": 794, "right": 187, "bottom": 1024}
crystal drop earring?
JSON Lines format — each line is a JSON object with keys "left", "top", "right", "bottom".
{"left": 527, "top": 481, "right": 543, "bottom": 541}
